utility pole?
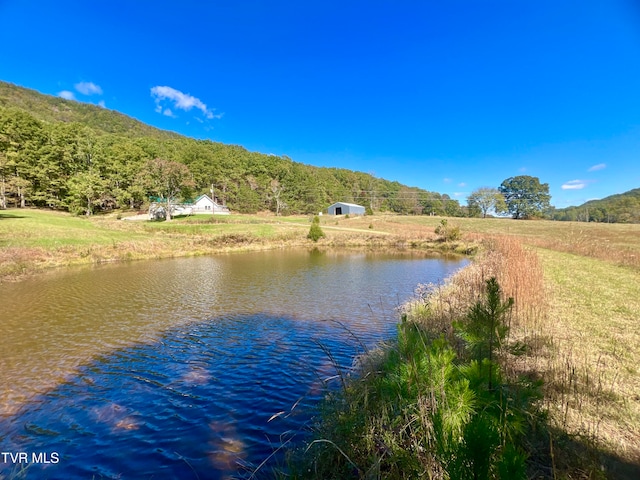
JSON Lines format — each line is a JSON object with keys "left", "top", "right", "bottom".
{"left": 210, "top": 183, "right": 215, "bottom": 217}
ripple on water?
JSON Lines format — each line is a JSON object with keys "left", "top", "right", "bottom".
{"left": 1, "top": 252, "right": 468, "bottom": 478}
{"left": 0, "top": 314, "right": 355, "bottom": 478}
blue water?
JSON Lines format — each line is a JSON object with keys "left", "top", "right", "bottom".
{"left": 0, "top": 250, "right": 467, "bottom": 479}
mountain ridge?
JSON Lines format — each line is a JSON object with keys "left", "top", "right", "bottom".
{"left": 552, "top": 188, "right": 640, "bottom": 223}
{"left": 0, "top": 80, "right": 180, "bottom": 140}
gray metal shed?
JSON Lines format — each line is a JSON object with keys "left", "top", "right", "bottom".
{"left": 327, "top": 202, "right": 366, "bottom": 215}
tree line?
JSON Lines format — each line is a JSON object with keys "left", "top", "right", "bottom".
{"left": 467, "top": 178, "right": 640, "bottom": 223}
{"left": 550, "top": 188, "right": 640, "bottom": 223}
{"left": 0, "top": 104, "right": 467, "bottom": 216}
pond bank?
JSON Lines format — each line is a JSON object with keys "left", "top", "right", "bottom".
{"left": 0, "top": 209, "right": 475, "bottom": 283}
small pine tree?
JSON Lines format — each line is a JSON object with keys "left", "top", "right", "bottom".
{"left": 456, "top": 277, "right": 513, "bottom": 367}
{"left": 307, "top": 215, "right": 326, "bottom": 242}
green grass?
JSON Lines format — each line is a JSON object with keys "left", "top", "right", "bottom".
{"left": 535, "top": 248, "right": 640, "bottom": 461}
{"left": 141, "top": 217, "right": 279, "bottom": 238}
{"left": 0, "top": 209, "right": 307, "bottom": 280}
{"left": 0, "top": 209, "right": 146, "bottom": 248}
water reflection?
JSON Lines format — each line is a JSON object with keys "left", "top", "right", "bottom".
{"left": 0, "top": 249, "right": 467, "bottom": 478}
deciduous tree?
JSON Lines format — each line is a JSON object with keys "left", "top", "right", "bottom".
{"left": 499, "top": 176, "right": 551, "bottom": 219}
{"left": 467, "top": 187, "right": 507, "bottom": 218}
{"left": 136, "top": 158, "right": 194, "bottom": 221}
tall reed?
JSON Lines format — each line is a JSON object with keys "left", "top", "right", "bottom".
{"left": 403, "top": 236, "right": 547, "bottom": 348}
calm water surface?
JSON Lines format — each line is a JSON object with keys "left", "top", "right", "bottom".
{"left": 0, "top": 249, "right": 467, "bottom": 479}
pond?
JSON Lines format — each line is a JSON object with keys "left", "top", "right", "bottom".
{"left": 0, "top": 249, "right": 468, "bottom": 479}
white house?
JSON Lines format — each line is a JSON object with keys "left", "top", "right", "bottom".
{"left": 191, "top": 194, "right": 230, "bottom": 215}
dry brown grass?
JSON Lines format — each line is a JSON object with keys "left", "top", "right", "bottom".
{"left": 524, "top": 226, "right": 640, "bottom": 270}
{"left": 354, "top": 214, "right": 640, "bottom": 270}
{"left": 402, "top": 235, "right": 546, "bottom": 340}
{"left": 399, "top": 221, "right": 640, "bottom": 477}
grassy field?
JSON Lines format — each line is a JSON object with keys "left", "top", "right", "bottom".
{"left": 344, "top": 214, "right": 640, "bottom": 269}
{"left": 538, "top": 249, "right": 640, "bottom": 471}
{"left": 2, "top": 208, "right": 639, "bottom": 477}
{"left": 0, "top": 210, "right": 325, "bottom": 280}
{"left": 0, "top": 209, "right": 466, "bottom": 281}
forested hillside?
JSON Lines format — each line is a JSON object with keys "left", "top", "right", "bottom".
{"left": 0, "top": 81, "right": 178, "bottom": 140}
{"left": 0, "top": 81, "right": 463, "bottom": 216}
{"left": 552, "top": 188, "right": 640, "bottom": 223}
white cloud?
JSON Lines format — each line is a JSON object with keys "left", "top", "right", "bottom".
{"left": 443, "top": 178, "right": 452, "bottom": 183}
{"left": 519, "top": 167, "right": 527, "bottom": 172}
{"left": 150, "top": 85, "right": 221, "bottom": 119}
{"left": 588, "top": 163, "right": 606, "bottom": 172}
{"left": 58, "top": 90, "right": 76, "bottom": 100}
{"left": 561, "top": 180, "right": 587, "bottom": 190}
{"left": 453, "top": 192, "right": 465, "bottom": 197}
{"left": 163, "top": 108, "right": 176, "bottom": 118}
{"left": 75, "top": 81, "right": 103, "bottom": 95}
{"left": 458, "top": 182, "right": 466, "bottom": 187}
{"left": 98, "top": 100, "right": 106, "bottom": 108}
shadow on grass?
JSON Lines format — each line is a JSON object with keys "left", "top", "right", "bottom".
{"left": 597, "top": 448, "right": 640, "bottom": 480}
{"left": 525, "top": 336, "right": 640, "bottom": 478}
{"left": 528, "top": 424, "right": 640, "bottom": 480}
{"left": 0, "top": 213, "right": 26, "bottom": 219}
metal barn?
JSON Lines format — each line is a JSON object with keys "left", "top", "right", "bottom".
{"left": 327, "top": 202, "right": 366, "bottom": 215}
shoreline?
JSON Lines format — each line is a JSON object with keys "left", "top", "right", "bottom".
{"left": 0, "top": 209, "right": 474, "bottom": 284}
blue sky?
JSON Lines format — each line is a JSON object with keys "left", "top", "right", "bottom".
{"left": 1, "top": 0, "right": 639, "bottom": 207}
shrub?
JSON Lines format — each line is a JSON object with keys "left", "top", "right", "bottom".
{"left": 434, "top": 218, "right": 461, "bottom": 242}
{"left": 307, "top": 215, "right": 325, "bottom": 242}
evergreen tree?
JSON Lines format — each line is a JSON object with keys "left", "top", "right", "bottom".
{"left": 307, "top": 215, "right": 325, "bottom": 242}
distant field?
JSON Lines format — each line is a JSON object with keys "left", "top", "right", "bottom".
{"left": 342, "top": 214, "right": 640, "bottom": 268}
{"left": 0, "top": 209, "right": 149, "bottom": 248}
{"left": 0, "top": 210, "right": 310, "bottom": 280}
